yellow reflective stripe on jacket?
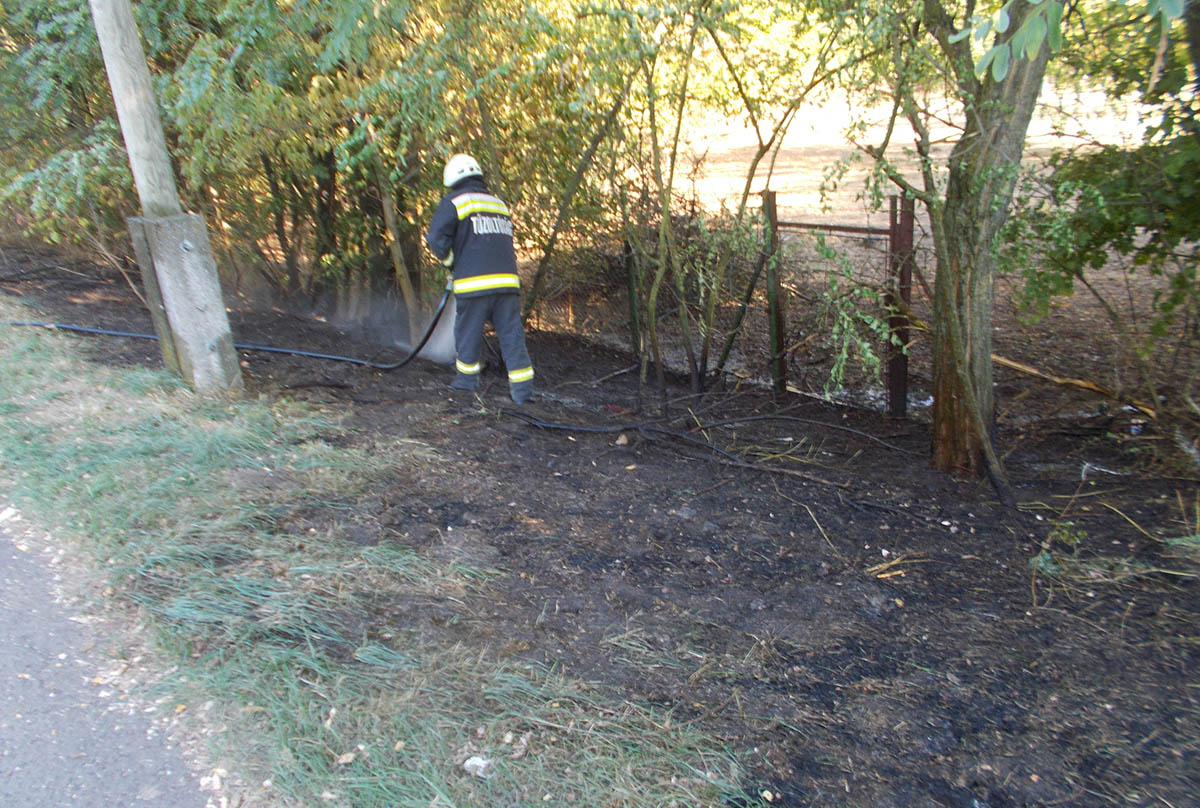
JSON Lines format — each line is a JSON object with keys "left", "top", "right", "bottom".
{"left": 508, "top": 366, "right": 534, "bottom": 384}
{"left": 453, "top": 193, "right": 510, "bottom": 220}
{"left": 456, "top": 359, "right": 481, "bottom": 375}
{"left": 452, "top": 274, "right": 520, "bottom": 294}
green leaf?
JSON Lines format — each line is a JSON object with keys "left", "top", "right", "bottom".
{"left": 991, "top": 43, "right": 1011, "bottom": 82}
{"left": 1022, "top": 15, "right": 1047, "bottom": 58}
{"left": 976, "top": 44, "right": 999, "bottom": 79}
{"left": 1159, "top": 0, "right": 1184, "bottom": 18}
{"left": 994, "top": 5, "right": 1011, "bottom": 34}
{"left": 1045, "top": 2, "right": 1064, "bottom": 50}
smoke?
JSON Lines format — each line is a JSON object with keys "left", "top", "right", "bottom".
{"left": 311, "top": 287, "right": 456, "bottom": 366}
{"left": 414, "top": 296, "right": 456, "bottom": 364}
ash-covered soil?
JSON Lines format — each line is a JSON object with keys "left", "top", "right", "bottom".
{"left": 3, "top": 246, "right": 1196, "bottom": 808}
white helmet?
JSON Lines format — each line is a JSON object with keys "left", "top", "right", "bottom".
{"left": 443, "top": 153, "right": 482, "bottom": 187}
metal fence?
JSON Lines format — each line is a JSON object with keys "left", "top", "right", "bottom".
{"left": 765, "top": 192, "right": 916, "bottom": 417}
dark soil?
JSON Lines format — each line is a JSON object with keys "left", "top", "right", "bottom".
{"left": 3, "top": 245, "right": 1197, "bottom": 808}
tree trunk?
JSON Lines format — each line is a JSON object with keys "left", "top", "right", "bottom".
{"left": 312, "top": 147, "right": 338, "bottom": 269}
{"left": 927, "top": 1, "right": 1050, "bottom": 496}
{"left": 1187, "top": 0, "right": 1200, "bottom": 151}
{"left": 363, "top": 121, "right": 421, "bottom": 346}
{"left": 523, "top": 74, "right": 634, "bottom": 321}
{"left": 261, "top": 154, "right": 300, "bottom": 295}
{"left": 1186, "top": 0, "right": 1200, "bottom": 87}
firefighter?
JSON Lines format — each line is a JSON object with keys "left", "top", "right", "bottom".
{"left": 424, "top": 153, "right": 535, "bottom": 405}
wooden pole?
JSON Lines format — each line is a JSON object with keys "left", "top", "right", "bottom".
{"left": 88, "top": 0, "right": 180, "bottom": 218}
{"left": 89, "top": 0, "right": 242, "bottom": 393}
{"left": 886, "top": 195, "right": 914, "bottom": 418}
{"left": 763, "top": 191, "right": 787, "bottom": 395}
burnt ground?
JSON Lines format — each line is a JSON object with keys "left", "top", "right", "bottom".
{"left": 2, "top": 245, "right": 1198, "bottom": 808}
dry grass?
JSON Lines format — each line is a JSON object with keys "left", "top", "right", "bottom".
{"left": 0, "top": 298, "right": 749, "bottom": 808}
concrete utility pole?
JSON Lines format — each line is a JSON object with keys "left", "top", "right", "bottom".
{"left": 88, "top": 0, "right": 242, "bottom": 393}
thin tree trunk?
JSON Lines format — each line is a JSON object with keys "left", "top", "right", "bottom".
{"left": 642, "top": 62, "right": 672, "bottom": 412}
{"left": 523, "top": 74, "right": 634, "bottom": 320}
{"left": 205, "top": 185, "right": 245, "bottom": 295}
{"left": 658, "top": 21, "right": 702, "bottom": 393}
{"left": 364, "top": 120, "right": 421, "bottom": 346}
{"left": 923, "top": 0, "right": 1049, "bottom": 504}
{"left": 312, "top": 148, "right": 338, "bottom": 269}
{"left": 261, "top": 154, "right": 300, "bottom": 296}
{"left": 1187, "top": 0, "right": 1200, "bottom": 149}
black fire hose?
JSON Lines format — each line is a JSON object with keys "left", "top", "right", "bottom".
{"left": 5, "top": 284, "right": 453, "bottom": 372}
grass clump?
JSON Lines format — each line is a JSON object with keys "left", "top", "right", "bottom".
{"left": 0, "top": 307, "right": 746, "bottom": 807}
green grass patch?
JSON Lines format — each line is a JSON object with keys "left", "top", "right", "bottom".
{"left": 0, "top": 308, "right": 747, "bottom": 807}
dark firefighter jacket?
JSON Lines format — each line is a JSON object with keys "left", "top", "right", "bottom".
{"left": 424, "top": 176, "right": 520, "bottom": 299}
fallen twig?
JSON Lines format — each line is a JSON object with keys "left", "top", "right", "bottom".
{"left": 874, "top": 307, "right": 1159, "bottom": 419}
{"left": 508, "top": 409, "right": 849, "bottom": 487}
{"left": 670, "top": 445, "right": 848, "bottom": 488}
{"left": 695, "top": 413, "right": 917, "bottom": 455}
{"left": 803, "top": 502, "right": 848, "bottom": 562}
{"left": 590, "top": 364, "right": 638, "bottom": 386}
{"left": 991, "top": 354, "right": 1157, "bottom": 419}
{"left": 1101, "top": 502, "right": 1159, "bottom": 542}
{"left": 864, "top": 554, "right": 928, "bottom": 577}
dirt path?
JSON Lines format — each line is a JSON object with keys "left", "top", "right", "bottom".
{"left": 2, "top": 248, "right": 1197, "bottom": 808}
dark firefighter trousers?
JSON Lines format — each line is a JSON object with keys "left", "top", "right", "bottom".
{"left": 451, "top": 292, "right": 534, "bottom": 403}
